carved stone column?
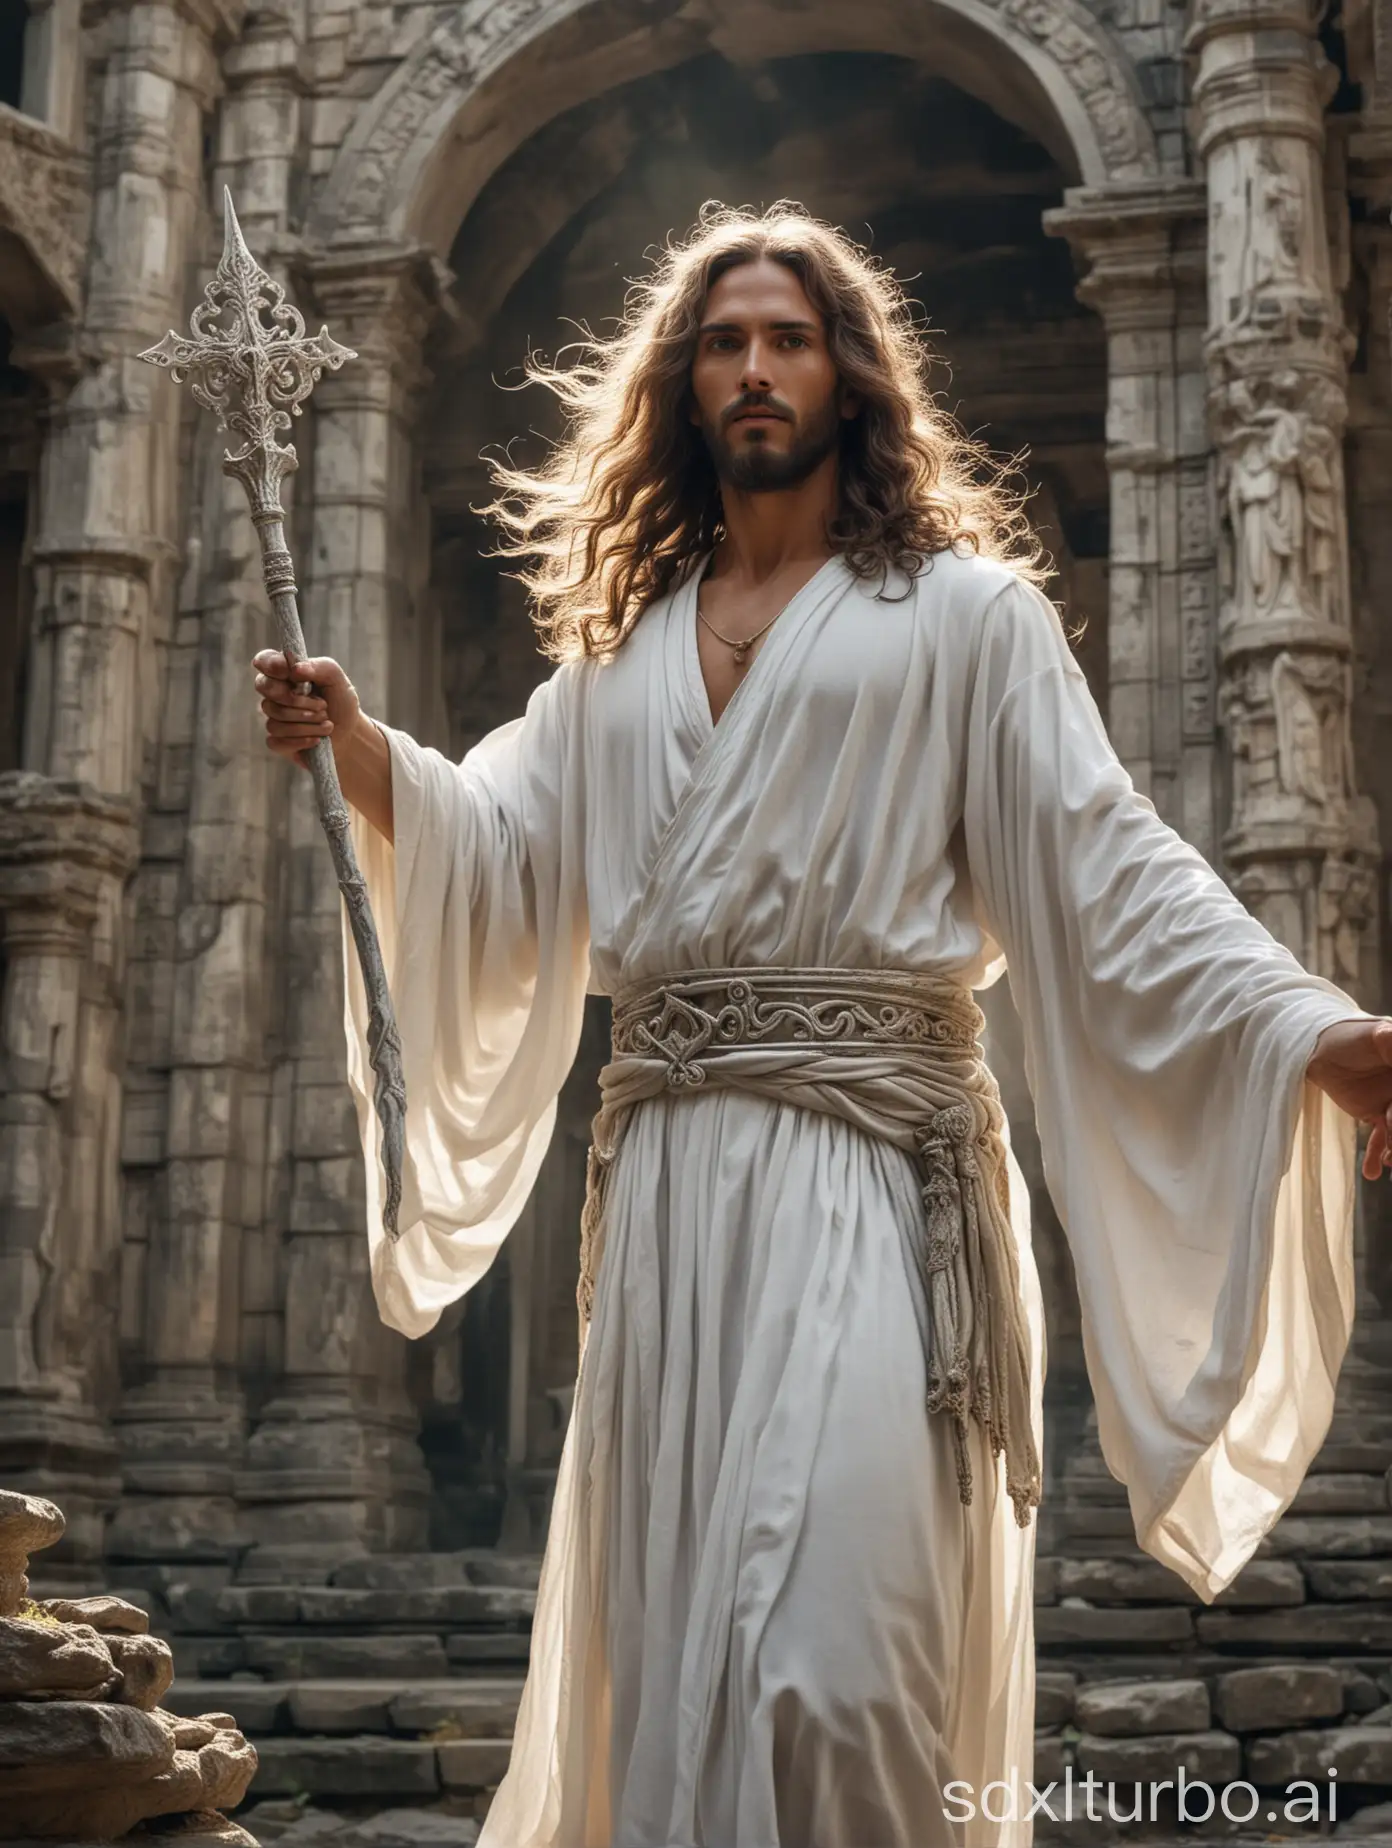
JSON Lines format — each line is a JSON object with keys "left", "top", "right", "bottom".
{"left": 236, "top": 249, "right": 440, "bottom": 1573}
{"left": 110, "top": 1, "right": 305, "bottom": 1571}
{"left": 1045, "top": 180, "right": 1216, "bottom": 849}
{"left": 1188, "top": 0, "right": 1379, "bottom": 973}
{"left": 0, "top": 0, "right": 233, "bottom": 1569}
{"left": 0, "top": 777, "right": 138, "bottom": 1574}
{"left": 19, "top": 0, "right": 85, "bottom": 142}
{"left": 1189, "top": 0, "right": 1385, "bottom": 1471}
{"left": 1343, "top": 199, "right": 1392, "bottom": 1398}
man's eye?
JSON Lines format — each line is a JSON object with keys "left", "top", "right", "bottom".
{"left": 782, "top": 335, "right": 808, "bottom": 348}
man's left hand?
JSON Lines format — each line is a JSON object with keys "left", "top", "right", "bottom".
{"left": 1307, "top": 1018, "right": 1392, "bottom": 1181}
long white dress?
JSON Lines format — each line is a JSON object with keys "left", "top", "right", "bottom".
{"left": 341, "top": 546, "right": 1368, "bottom": 1848}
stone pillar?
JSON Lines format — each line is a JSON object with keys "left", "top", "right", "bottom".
{"left": 1188, "top": 0, "right": 1379, "bottom": 976}
{"left": 20, "top": 0, "right": 84, "bottom": 141}
{"left": 1189, "top": 0, "right": 1386, "bottom": 1471}
{"left": 1044, "top": 179, "right": 1216, "bottom": 851}
{"left": 1344, "top": 196, "right": 1392, "bottom": 1375}
{"left": 0, "top": 0, "right": 229, "bottom": 1571}
{"left": 0, "top": 778, "right": 137, "bottom": 1574}
{"left": 236, "top": 248, "right": 441, "bottom": 1575}
{"left": 110, "top": 2, "right": 304, "bottom": 1570}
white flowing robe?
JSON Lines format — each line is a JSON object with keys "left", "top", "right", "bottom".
{"left": 341, "top": 547, "right": 1367, "bottom": 1848}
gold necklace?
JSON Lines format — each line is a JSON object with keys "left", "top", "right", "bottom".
{"left": 696, "top": 598, "right": 783, "bottom": 667}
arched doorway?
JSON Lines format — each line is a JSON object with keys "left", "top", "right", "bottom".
{"left": 400, "top": 39, "right": 1110, "bottom": 1545}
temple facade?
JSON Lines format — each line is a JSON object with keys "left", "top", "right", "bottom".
{"left": 3, "top": 1, "right": 1392, "bottom": 1818}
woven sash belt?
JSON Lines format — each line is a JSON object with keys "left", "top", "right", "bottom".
{"left": 576, "top": 967, "right": 1041, "bottom": 1527}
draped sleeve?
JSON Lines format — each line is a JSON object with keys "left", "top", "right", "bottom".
{"left": 339, "top": 664, "right": 591, "bottom": 1341}
{"left": 960, "top": 572, "right": 1371, "bottom": 1600}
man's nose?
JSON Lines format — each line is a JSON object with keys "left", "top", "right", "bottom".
{"left": 738, "top": 343, "right": 774, "bottom": 392}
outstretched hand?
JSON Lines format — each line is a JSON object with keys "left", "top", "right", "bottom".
{"left": 1306, "top": 1018, "right": 1392, "bottom": 1181}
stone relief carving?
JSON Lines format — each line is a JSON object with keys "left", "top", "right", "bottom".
{"left": 320, "top": 0, "right": 1155, "bottom": 240}
{"left": 325, "top": 0, "right": 558, "bottom": 233}
{"left": 1218, "top": 650, "right": 1354, "bottom": 820}
{"left": 1215, "top": 371, "right": 1343, "bottom": 631}
{"left": 992, "top": 0, "right": 1152, "bottom": 178}
{"left": 1232, "top": 858, "right": 1312, "bottom": 961}
{"left": 1204, "top": 133, "right": 1336, "bottom": 346}
{"left": 1217, "top": 665, "right": 1258, "bottom": 818}
{"left": 1269, "top": 649, "right": 1352, "bottom": 807}
{"left": 1317, "top": 855, "right": 1376, "bottom": 990}
{"left": 1231, "top": 166, "right": 1305, "bottom": 324}
{"left": 0, "top": 106, "right": 91, "bottom": 327}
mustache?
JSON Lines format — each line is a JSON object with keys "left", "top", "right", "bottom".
{"left": 723, "top": 395, "right": 794, "bottom": 428}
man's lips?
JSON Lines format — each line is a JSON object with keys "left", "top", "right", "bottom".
{"left": 729, "top": 409, "right": 788, "bottom": 425}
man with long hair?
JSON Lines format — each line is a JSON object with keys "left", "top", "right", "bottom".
{"left": 253, "top": 203, "right": 1392, "bottom": 1847}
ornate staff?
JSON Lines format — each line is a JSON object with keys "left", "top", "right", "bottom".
{"left": 138, "top": 187, "right": 407, "bottom": 1240}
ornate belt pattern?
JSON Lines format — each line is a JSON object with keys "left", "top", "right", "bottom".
{"left": 576, "top": 967, "right": 1041, "bottom": 1527}
{"left": 611, "top": 968, "right": 981, "bottom": 1081}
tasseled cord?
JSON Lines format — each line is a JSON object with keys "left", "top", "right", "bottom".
{"left": 916, "top": 1102, "right": 1041, "bottom": 1529}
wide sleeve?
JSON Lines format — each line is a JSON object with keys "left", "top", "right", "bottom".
{"left": 961, "top": 574, "right": 1370, "bottom": 1600}
{"left": 339, "top": 665, "right": 591, "bottom": 1341}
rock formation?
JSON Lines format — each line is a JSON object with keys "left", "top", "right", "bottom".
{"left": 0, "top": 1490, "right": 259, "bottom": 1845}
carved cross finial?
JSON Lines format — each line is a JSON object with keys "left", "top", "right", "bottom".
{"left": 135, "top": 192, "right": 407, "bottom": 1244}
{"left": 138, "top": 187, "right": 357, "bottom": 520}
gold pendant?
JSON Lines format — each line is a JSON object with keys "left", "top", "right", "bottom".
{"left": 733, "top": 643, "right": 749, "bottom": 666}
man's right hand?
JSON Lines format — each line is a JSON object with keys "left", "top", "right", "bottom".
{"left": 253, "top": 651, "right": 361, "bottom": 772}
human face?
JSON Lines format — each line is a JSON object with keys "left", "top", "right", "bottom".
{"left": 689, "top": 257, "right": 858, "bottom": 493}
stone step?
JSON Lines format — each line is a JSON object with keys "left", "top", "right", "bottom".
{"left": 246, "top": 1735, "right": 515, "bottom": 1802}
{"left": 331, "top": 1553, "right": 541, "bottom": 1593}
{"left": 160, "top": 1584, "right": 536, "bottom": 1633}
{"left": 1259, "top": 1516, "right": 1392, "bottom": 1560}
{"left": 11, "top": 1825, "right": 256, "bottom": 1848}
{"left": 166, "top": 1679, "right": 525, "bottom": 1738}
{"left": 445, "top": 1634, "right": 531, "bottom": 1668}
{"left": 228, "top": 1550, "right": 544, "bottom": 1593}
{"left": 236, "top": 1801, "right": 482, "bottom": 1846}
{"left": 168, "top": 1629, "right": 533, "bottom": 1681}
{"left": 1196, "top": 1604, "right": 1392, "bottom": 1651}
{"left": 1052, "top": 1555, "right": 1305, "bottom": 1607}
{"left": 249, "top": 1739, "right": 441, "bottom": 1801}
{"left": 1035, "top": 1604, "right": 1197, "bottom": 1648}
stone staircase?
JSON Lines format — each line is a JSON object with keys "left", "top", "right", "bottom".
{"left": 1025, "top": 1453, "right": 1392, "bottom": 1841}
{"left": 37, "top": 1550, "right": 544, "bottom": 1845}
{"left": 30, "top": 1464, "right": 1392, "bottom": 1844}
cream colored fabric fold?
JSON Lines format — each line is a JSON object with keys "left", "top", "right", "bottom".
{"left": 577, "top": 966, "right": 1041, "bottom": 1527}
{"left": 337, "top": 545, "right": 1370, "bottom": 1847}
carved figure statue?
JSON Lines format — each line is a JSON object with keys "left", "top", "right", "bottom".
{"left": 1229, "top": 163, "right": 1305, "bottom": 328}
{"left": 1220, "top": 373, "right": 1342, "bottom": 628}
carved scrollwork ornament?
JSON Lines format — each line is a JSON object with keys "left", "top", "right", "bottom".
{"left": 137, "top": 193, "right": 408, "bottom": 1242}
{"left": 140, "top": 197, "right": 356, "bottom": 521}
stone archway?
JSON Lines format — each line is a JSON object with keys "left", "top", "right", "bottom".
{"left": 312, "top": 0, "right": 1158, "bottom": 258}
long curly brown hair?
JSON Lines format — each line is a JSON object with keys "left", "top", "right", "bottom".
{"left": 482, "top": 201, "right": 1048, "bottom": 662}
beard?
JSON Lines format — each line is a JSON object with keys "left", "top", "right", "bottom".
{"left": 698, "top": 390, "right": 843, "bottom": 493}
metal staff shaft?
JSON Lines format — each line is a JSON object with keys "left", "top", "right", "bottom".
{"left": 139, "top": 187, "right": 407, "bottom": 1240}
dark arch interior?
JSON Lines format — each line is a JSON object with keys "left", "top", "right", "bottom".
{"left": 0, "top": 10, "right": 25, "bottom": 112}
{"left": 0, "top": 316, "right": 33, "bottom": 775}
